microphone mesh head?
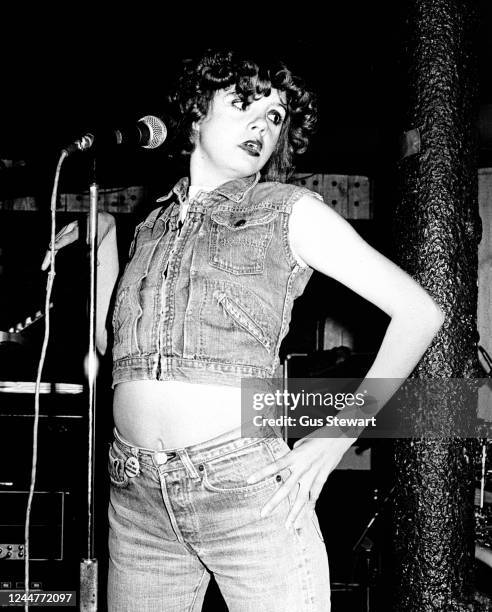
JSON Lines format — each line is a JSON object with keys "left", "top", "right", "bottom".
{"left": 139, "top": 115, "right": 167, "bottom": 149}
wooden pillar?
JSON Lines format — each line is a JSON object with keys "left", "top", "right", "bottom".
{"left": 391, "top": 1, "right": 480, "bottom": 610}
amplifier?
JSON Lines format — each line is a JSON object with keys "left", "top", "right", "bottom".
{"left": 0, "top": 491, "right": 67, "bottom": 561}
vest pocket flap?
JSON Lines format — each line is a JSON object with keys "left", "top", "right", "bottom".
{"left": 211, "top": 209, "right": 277, "bottom": 230}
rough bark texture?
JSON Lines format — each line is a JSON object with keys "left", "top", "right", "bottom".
{"left": 391, "top": 1, "right": 481, "bottom": 610}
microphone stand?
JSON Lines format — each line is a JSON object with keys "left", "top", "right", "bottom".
{"left": 80, "top": 158, "right": 99, "bottom": 610}
{"left": 352, "top": 485, "right": 395, "bottom": 612}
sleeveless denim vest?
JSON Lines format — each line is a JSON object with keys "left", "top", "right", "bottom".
{"left": 111, "top": 173, "right": 318, "bottom": 388}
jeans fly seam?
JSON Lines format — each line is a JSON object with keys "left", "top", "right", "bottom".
{"left": 188, "top": 568, "right": 209, "bottom": 612}
{"left": 158, "top": 472, "right": 186, "bottom": 545}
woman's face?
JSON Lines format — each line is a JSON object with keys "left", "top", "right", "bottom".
{"left": 190, "top": 86, "right": 287, "bottom": 186}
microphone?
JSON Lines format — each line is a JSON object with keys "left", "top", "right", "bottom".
{"left": 64, "top": 115, "right": 167, "bottom": 155}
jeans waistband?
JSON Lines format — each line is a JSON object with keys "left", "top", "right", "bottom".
{"left": 112, "top": 422, "right": 283, "bottom": 470}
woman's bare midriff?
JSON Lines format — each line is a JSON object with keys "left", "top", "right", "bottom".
{"left": 113, "top": 380, "right": 243, "bottom": 449}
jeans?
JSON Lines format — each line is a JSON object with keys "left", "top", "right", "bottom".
{"left": 107, "top": 424, "right": 331, "bottom": 611}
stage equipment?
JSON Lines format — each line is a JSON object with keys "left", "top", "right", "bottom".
{"left": 0, "top": 491, "right": 67, "bottom": 562}
{"left": 0, "top": 381, "right": 86, "bottom": 594}
{"left": 476, "top": 439, "right": 492, "bottom": 552}
{"left": 64, "top": 115, "right": 167, "bottom": 155}
{"left": 0, "top": 305, "right": 53, "bottom": 346}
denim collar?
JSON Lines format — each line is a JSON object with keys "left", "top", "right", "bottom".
{"left": 156, "top": 173, "right": 260, "bottom": 205}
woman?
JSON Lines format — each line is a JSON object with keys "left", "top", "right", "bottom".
{"left": 44, "top": 49, "right": 444, "bottom": 611}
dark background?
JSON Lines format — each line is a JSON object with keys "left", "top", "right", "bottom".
{"left": 0, "top": 5, "right": 402, "bottom": 173}
{"left": 1, "top": 3, "right": 491, "bottom": 172}
{"left": 0, "top": 3, "right": 491, "bottom": 608}
{"left": 1, "top": 2, "right": 491, "bottom": 370}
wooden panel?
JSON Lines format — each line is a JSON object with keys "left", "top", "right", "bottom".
{"left": 322, "top": 174, "right": 349, "bottom": 218}
{"left": 59, "top": 186, "right": 147, "bottom": 213}
{"left": 290, "top": 173, "right": 324, "bottom": 195}
{"left": 290, "top": 173, "right": 372, "bottom": 219}
{"left": 290, "top": 173, "right": 326, "bottom": 205}
{"left": 347, "top": 175, "right": 371, "bottom": 219}
{"left": 0, "top": 197, "right": 37, "bottom": 211}
{"left": 0, "top": 187, "right": 147, "bottom": 212}
{"left": 1, "top": 176, "right": 372, "bottom": 218}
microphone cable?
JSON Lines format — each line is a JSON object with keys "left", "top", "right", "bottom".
{"left": 24, "top": 149, "right": 68, "bottom": 611}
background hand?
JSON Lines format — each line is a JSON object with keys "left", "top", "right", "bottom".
{"left": 40, "top": 212, "right": 115, "bottom": 271}
{"left": 41, "top": 221, "right": 79, "bottom": 271}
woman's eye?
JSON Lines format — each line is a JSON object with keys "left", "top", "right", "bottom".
{"left": 268, "top": 110, "right": 284, "bottom": 126}
{"left": 231, "top": 98, "right": 245, "bottom": 110}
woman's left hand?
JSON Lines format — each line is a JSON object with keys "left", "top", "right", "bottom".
{"left": 246, "top": 435, "right": 356, "bottom": 529}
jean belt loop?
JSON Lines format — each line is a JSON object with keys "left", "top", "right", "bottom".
{"left": 177, "top": 449, "right": 200, "bottom": 479}
{"left": 114, "top": 427, "right": 140, "bottom": 458}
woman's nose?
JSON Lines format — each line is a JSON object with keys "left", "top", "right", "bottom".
{"left": 249, "top": 114, "right": 268, "bottom": 134}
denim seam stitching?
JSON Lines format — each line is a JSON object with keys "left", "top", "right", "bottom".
{"left": 275, "top": 268, "right": 298, "bottom": 359}
{"left": 196, "top": 438, "right": 273, "bottom": 468}
{"left": 188, "top": 568, "right": 209, "bottom": 612}
{"left": 292, "top": 526, "right": 317, "bottom": 608}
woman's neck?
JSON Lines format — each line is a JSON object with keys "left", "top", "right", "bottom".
{"left": 189, "top": 155, "right": 238, "bottom": 191}
{"left": 188, "top": 184, "right": 211, "bottom": 199}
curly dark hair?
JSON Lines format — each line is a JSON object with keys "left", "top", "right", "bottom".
{"left": 165, "top": 49, "right": 318, "bottom": 182}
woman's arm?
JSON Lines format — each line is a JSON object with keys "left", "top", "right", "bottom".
{"left": 289, "top": 194, "right": 445, "bottom": 399}
{"left": 248, "top": 195, "right": 444, "bottom": 528}
{"left": 95, "top": 216, "right": 119, "bottom": 355}
{"left": 41, "top": 212, "right": 119, "bottom": 355}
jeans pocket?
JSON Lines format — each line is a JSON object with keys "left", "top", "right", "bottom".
{"left": 107, "top": 443, "right": 130, "bottom": 489}
{"left": 200, "top": 441, "right": 279, "bottom": 494}
{"left": 209, "top": 209, "right": 276, "bottom": 275}
{"left": 201, "top": 466, "right": 277, "bottom": 494}
{"left": 264, "top": 436, "right": 292, "bottom": 461}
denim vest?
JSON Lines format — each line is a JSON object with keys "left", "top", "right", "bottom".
{"left": 111, "top": 173, "right": 317, "bottom": 388}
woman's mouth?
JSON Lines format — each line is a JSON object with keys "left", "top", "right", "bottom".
{"left": 238, "top": 140, "right": 263, "bottom": 157}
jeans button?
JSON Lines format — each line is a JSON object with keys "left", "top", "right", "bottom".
{"left": 155, "top": 451, "right": 169, "bottom": 464}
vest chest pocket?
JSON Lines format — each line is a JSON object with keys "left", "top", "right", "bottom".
{"left": 209, "top": 209, "right": 277, "bottom": 275}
